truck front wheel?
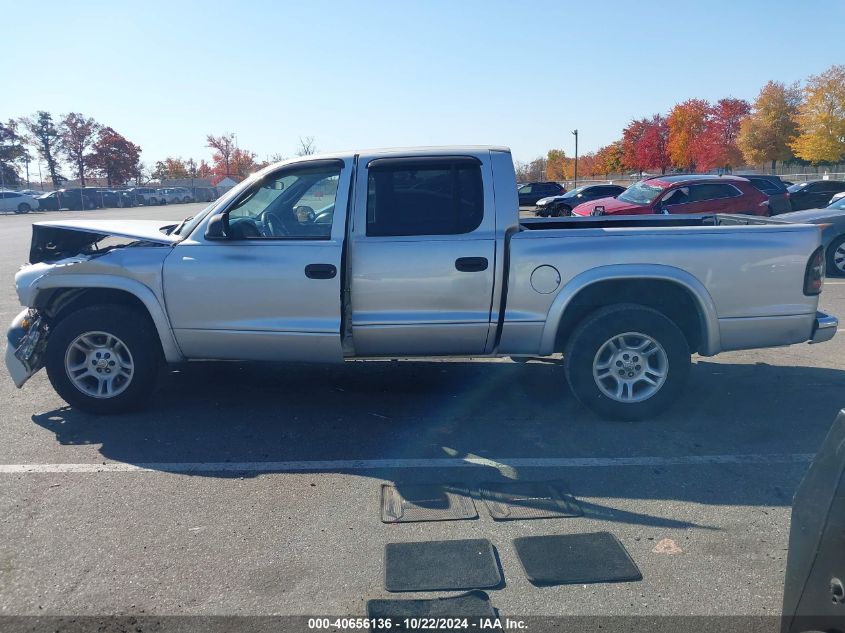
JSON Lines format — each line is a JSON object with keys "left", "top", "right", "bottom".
{"left": 45, "top": 306, "right": 160, "bottom": 414}
{"left": 563, "top": 304, "right": 690, "bottom": 421}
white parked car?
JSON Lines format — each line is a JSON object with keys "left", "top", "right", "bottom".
{"left": 0, "top": 191, "right": 39, "bottom": 214}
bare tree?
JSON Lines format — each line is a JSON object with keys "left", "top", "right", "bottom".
{"left": 206, "top": 132, "right": 236, "bottom": 176}
{"left": 296, "top": 136, "right": 317, "bottom": 156}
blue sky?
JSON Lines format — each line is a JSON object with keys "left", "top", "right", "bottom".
{"left": 4, "top": 0, "right": 844, "bottom": 168}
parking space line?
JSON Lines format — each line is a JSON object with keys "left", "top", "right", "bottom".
{"left": 0, "top": 453, "right": 815, "bottom": 474}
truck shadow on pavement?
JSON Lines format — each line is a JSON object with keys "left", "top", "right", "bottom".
{"left": 31, "top": 358, "right": 845, "bottom": 529}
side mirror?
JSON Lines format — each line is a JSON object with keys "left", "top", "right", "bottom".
{"left": 591, "top": 205, "right": 606, "bottom": 216}
{"left": 205, "top": 212, "right": 229, "bottom": 240}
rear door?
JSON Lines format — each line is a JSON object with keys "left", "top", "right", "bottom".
{"left": 348, "top": 154, "right": 497, "bottom": 356}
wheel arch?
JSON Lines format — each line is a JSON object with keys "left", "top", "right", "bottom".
{"left": 31, "top": 275, "right": 183, "bottom": 363}
{"left": 539, "top": 264, "right": 721, "bottom": 356}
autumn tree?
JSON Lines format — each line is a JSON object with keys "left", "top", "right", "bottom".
{"left": 622, "top": 118, "right": 650, "bottom": 175}
{"left": 595, "top": 141, "right": 624, "bottom": 177}
{"left": 197, "top": 159, "right": 213, "bottom": 178}
{"left": 546, "top": 149, "right": 570, "bottom": 180}
{"left": 637, "top": 115, "right": 671, "bottom": 174}
{"left": 88, "top": 127, "right": 141, "bottom": 186}
{"left": 230, "top": 147, "right": 258, "bottom": 178}
{"left": 699, "top": 98, "right": 751, "bottom": 172}
{"left": 667, "top": 99, "right": 711, "bottom": 171}
{"left": 151, "top": 157, "right": 190, "bottom": 182}
{"left": 60, "top": 112, "right": 100, "bottom": 186}
{"left": 206, "top": 132, "right": 236, "bottom": 176}
{"left": 0, "top": 120, "right": 26, "bottom": 186}
{"left": 738, "top": 81, "right": 801, "bottom": 172}
{"left": 22, "top": 111, "right": 63, "bottom": 187}
{"left": 791, "top": 64, "right": 845, "bottom": 164}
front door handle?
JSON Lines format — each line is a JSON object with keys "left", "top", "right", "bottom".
{"left": 304, "top": 263, "right": 337, "bottom": 279}
{"left": 455, "top": 257, "right": 489, "bottom": 272}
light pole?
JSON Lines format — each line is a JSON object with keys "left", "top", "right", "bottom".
{"left": 572, "top": 129, "right": 578, "bottom": 189}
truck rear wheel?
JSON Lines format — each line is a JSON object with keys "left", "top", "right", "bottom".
{"left": 563, "top": 304, "right": 690, "bottom": 421}
{"left": 45, "top": 306, "right": 160, "bottom": 414}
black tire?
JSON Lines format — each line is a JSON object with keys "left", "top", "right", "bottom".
{"left": 553, "top": 204, "right": 571, "bottom": 217}
{"left": 45, "top": 305, "right": 160, "bottom": 414}
{"left": 826, "top": 234, "right": 845, "bottom": 278}
{"left": 16, "top": 203, "right": 31, "bottom": 214}
{"left": 563, "top": 303, "right": 691, "bottom": 421}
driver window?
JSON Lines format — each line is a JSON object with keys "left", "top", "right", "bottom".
{"left": 225, "top": 163, "right": 342, "bottom": 239}
{"left": 663, "top": 187, "right": 689, "bottom": 206}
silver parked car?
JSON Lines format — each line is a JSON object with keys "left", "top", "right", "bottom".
{"left": 774, "top": 196, "right": 845, "bottom": 276}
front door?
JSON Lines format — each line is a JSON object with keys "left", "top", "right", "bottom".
{"left": 348, "top": 154, "right": 497, "bottom": 356}
{"left": 163, "top": 159, "right": 351, "bottom": 362}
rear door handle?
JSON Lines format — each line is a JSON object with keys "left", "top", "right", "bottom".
{"left": 455, "top": 257, "right": 488, "bottom": 272}
{"left": 304, "top": 263, "right": 337, "bottom": 279}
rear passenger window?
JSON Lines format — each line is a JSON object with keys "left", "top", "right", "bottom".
{"left": 688, "top": 184, "right": 742, "bottom": 202}
{"left": 366, "top": 159, "right": 484, "bottom": 237}
{"left": 749, "top": 178, "right": 776, "bottom": 193}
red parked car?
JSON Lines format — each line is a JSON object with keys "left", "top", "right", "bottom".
{"left": 571, "top": 174, "right": 771, "bottom": 217}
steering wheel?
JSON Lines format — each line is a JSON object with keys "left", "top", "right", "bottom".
{"left": 259, "top": 210, "right": 288, "bottom": 237}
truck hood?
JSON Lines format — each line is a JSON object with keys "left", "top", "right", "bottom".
{"left": 30, "top": 219, "right": 180, "bottom": 264}
{"left": 775, "top": 207, "right": 845, "bottom": 223}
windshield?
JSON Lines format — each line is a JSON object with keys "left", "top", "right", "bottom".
{"left": 827, "top": 196, "right": 845, "bottom": 209}
{"left": 787, "top": 183, "right": 808, "bottom": 193}
{"left": 171, "top": 174, "right": 264, "bottom": 237}
{"left": 617, "top": 181, "right": 666, "bottom": 205}
{"left": 562, "top": 186, "right": 588, "bottom": 198}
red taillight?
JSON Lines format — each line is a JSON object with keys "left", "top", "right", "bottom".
{"left": 785, "top": 191, "right": 791, "bottom": 199}
{"left": 804, "top": 246, "right": 825, "bottom": 295}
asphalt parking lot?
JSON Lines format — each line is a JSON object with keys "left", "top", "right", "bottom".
{"left": 0, "top": 204, "right": 843, "bottom": 623}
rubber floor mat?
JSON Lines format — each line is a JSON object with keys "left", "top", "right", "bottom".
{"left": 384, "top": 539, "right": 502, "bottom": 592}
{"left": 367, "top": 590, "right": 498, "bottom": 631}
{"left": 381, "top": 483, "right": 477, "bottom": 523}
{"left": 479, "top": 480, "right": 582, "bottom": 520}
{"left": 514, "top": 532, "right": 642, "bottom": 586}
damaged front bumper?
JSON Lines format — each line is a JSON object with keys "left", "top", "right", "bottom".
{"left": 5, "top": 309, "right": 48, "bottom": 388}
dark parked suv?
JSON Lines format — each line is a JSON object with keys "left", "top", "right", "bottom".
{"left": 735, "top": 174, "right": 792, "bottom": 215}
{"left": 37, "top": 189, "right": 97, "bottom": 211}
{"left": 518, "top": 181, "right": 565, "bottom": 207}
{"left": 535, "top": 184, "right": 626, "bottom": 217}
{"left": 787, "top": 180, "right": 845, "bottom": 211}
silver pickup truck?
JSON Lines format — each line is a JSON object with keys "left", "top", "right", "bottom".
{"left": 5, "top": 146, "right": 838, "bottom": 420}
